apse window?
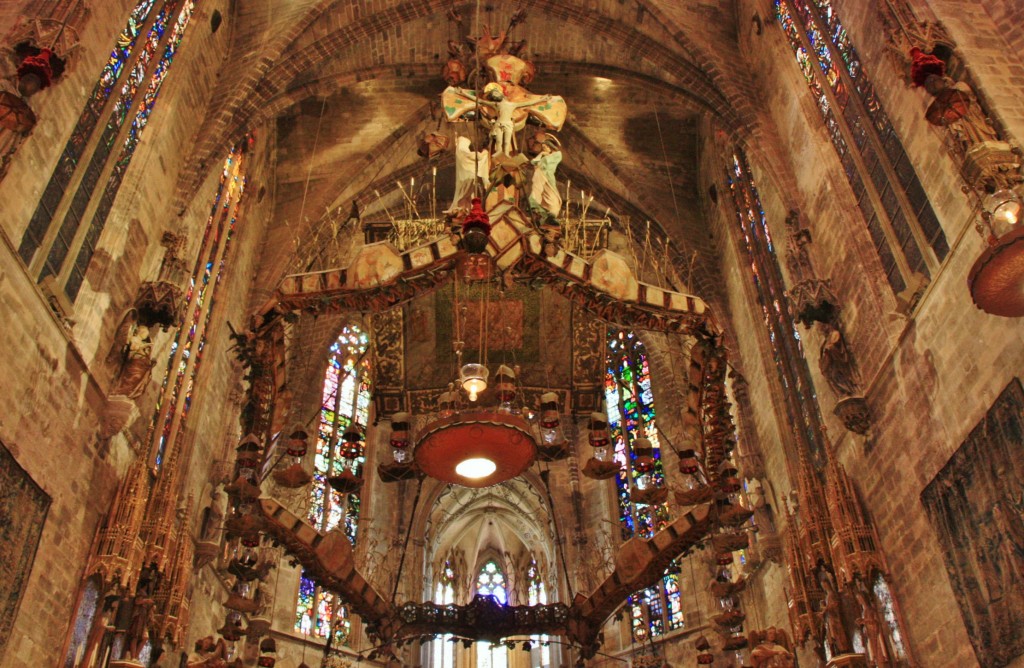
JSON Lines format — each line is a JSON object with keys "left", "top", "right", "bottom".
{"left": 294, "top": 324, "right": 371, "bottom": 643}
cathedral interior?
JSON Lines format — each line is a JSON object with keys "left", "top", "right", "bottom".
{"left": 2, "top": 0, "right": 1024, "bottom": 667}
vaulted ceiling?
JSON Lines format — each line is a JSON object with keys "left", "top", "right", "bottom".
{"left": 172, "top": 0, "right": 766, "bottom": 303}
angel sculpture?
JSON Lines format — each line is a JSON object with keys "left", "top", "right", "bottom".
{"left": 446, "top": 135, "right": 490, "bottom": 214}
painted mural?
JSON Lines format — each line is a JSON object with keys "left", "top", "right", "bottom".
{"left": 922, "top": 378, "right": 1024, "bottom": 667}
{"left": 0, "top": 439, "right": 51, "bottom": 655}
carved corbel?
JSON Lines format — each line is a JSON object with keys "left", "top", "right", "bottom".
{"left": 783, "top": 210, "right": 871, "bottom": 435}
{"left": 135, "top": 231, "right": 188, "bottom": 330}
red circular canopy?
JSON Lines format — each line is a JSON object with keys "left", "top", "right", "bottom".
{"left": 968, "top": 227, "right": 1024, "bottom": 317}
{"left": 414, "top": 411, "right": 538, "bottom": 488}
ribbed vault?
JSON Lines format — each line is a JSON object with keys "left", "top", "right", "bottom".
{"left": 171, "top": 0, "right": 766, "bottom": 310}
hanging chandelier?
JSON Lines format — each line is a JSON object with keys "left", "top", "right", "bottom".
{"left": 414, "top": 408, "right": 537, "bottom": 487}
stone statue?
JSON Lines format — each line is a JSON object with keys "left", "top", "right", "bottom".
{"left": 856, "top": 588, "right": 891, "bottom": 667}
{"left": 817, "top": 320, "right": 860, "bottom": 398}
{"left": 201, "top": 483, "right": 228, "bottom": 542}
{"left": 446, "top": 136, "right": 490, "bottom": 214}
{"left": 112, "top": 324, "right": 155, "bottom": 398}
{"left": 122, "top": 593, "right": 155, "bottom": 660}
{"left": 942, "top": 80, "right": 1000, "bottom": 149}
{"left": 528, "top": 137, "right": 562, "bottom": 221}
{"left": 750, "top": 626, "right": 795, "bottom": 668}
{"left": 820, "top": 574, "right": 852, "bottom": 657}
{"left": 476, "top": 83, "right": 551, "bottom": 156}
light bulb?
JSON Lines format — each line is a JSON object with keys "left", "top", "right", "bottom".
{"left": 455, "top": 458, "right": 496, "bottom": 479}
{"left": 985, "top": 188, "right": 1023, "bottom": 236}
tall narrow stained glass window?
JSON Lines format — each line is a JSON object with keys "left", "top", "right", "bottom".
{"left": 476, "top": 561, "right": 508, "bottom": 668}
{"left": 605, "top": 330, "right": 668, "bottom": 540}
{"left": 432, "top": 561, "right": 456, "bottom": 668}
{"left": 727, "top": 151, "right": 825, "bottom": 458}
{"left": 526, "top": 559, "right": 552, "bottom": 667}
{"left": 150, "top": 144, "right": 247, "bottom": 470}
{"left": 604, "top": 330, "right": 683, "bottom": 642}
{"left": 775, "top": 0, "right": 947, "bottom": 296}
{"left": 18, "top": 0, "right": 198, "bottom": 301}
{"left": 295, "top": 325, "right": 371, "bottom": 641}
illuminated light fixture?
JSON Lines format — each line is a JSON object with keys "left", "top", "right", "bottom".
{"left": 455, "top": 457, "right": 497, "bottom": 479}
{"left": 969, "top": 186, "right": 1024, "bottom": 317}
{"left": 984, "top": 188, "right": 1023, "bottom": 236}
{"left": 460, "top": 362, "right": 489, "bottom": 401}
{"left": 461, "top": 197, "right": 491, "bottom": 254}
{"left": 414, "top": 411, "right": 537, "bottom": 488}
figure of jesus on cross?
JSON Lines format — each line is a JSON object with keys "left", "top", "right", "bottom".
{"left": 477, "top": 82, "right": 551, "bottom": 156}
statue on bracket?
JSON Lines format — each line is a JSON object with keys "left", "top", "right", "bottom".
{"left": 783, "top": 209, "right": 872, "bottom": 436}
{"left": 818, "top": 320, "right": 861, "bottom": 399}
{"left": 102, "top": 309, "right": 155, "bottom": 437}
{"left": 111, "top": 321, "right": 156, "bottom": 399}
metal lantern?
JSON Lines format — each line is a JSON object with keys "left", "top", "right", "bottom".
{"left": 495, "top": 365, "right": 517, "bottom": 410}
{"left": 984, "top": 187, "right": 1023, "bottom": 236}
{"left": 718, "top": 459, "right": 742, "bottom": 497}
{"left": 460, "top": 363, "right": 489, "bottom": 401}
{"left": 285, "top": 423, "right": 309, "bottom": 459}
{"left": 438, "top": 387, "right": 459, "bottom": 417}
{"left": 633, "top": 437, "right": 656, "bottom": 489}
{"left": 390, "top": 412, "right": 412, "bottom": 463}
{"left": 461, "top": 197, "right": 491, "bottom": 254}
{"left": 538, "top": 391, "right": 563, "bottom": 445}
{"left": 588, "top": 411, "right": 611, "bottom": 460}
{"left": 696, "top": 635, "right": 714, "bottom": 664}
{"left": 235, "top": 434, "right": 262, "bottom": 470}
{"left": 258, "top": 637, "right": 277, "bottom": 667}
{"left": 678, "top": 448, "right": 701, "bottom": 491}
{"left": 341, "top": 425, "right": 364, "bottom": 470}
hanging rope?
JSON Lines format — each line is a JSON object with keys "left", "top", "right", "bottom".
{"left": 295, "top": 95, "right": 330, "bottom": 239}
{"left": 539, "top": 466, "right": 576, "bottom": 602}
{"left": 390, "top": 477, "right": 426, "bottom": 604}
{"left": 652, "top": 104, "right": 683, "bottom": 230}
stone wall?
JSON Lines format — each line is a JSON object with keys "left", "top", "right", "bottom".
{"left": 712, "top": 1, "right": 1024, "bottom": 666}
{"left": 0, "top": 0, "right": 254, "bottom": 664}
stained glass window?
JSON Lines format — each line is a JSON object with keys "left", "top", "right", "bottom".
{"left": 727, "top": 152, "right": 825, "bottom": 459}
{"left": 873, "top": 573, "right": 909, "bottom": 662}
{"left": 526, "top": 559, "right": 552, "bottom": 667}
{"left": 151, "top": 144, "right": 246, "bottom": 470}
{"left": 306, "top": 325, "right": 371, "bottom": 537}
{"left": 18, "top": 0, "right": 158, "bottom": 264}
{"left": 432, "top": 561, "right": 456, "bottom": 668}
{"left": 605, "top": 330, "right": 669, "bottom": 541}
{"left": 66, "top": 0, "right": 197, "bottom": 299}
{"left": 604, "top": 331, "right": 683, "bottom": 642}
{"left": 295, "top": 568, "right": 350, "bottom": 644}
{"left": 475, "top": 560, "right": 509, "bottom": 668}
{"left": 295, "top": 325, "right": 371, "bottom": 641}
{"left": 19, "top": 0, "right": 198, "bottom": 302}
{"left": 775, "top": 0, "right": 947, "bottom": 296}
{"left": 625, "top": 566, "right": 686, "bottom": 645}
